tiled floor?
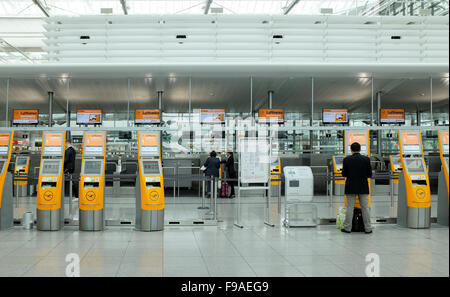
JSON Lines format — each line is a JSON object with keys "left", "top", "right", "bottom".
{"left": 0, "top": 222, "right": 448, "bottom": 277}
{"left": 3, "top": 193, "right": 449, "bottom": 277}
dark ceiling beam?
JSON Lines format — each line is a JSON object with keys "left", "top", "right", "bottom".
{"left": 204, "top": 0, "right": 213, "bottom": 14}
{"left": 32, "top": 0, "right": 50, "bottom": 17}
{"left": 284, "top": 0, "right": 300, "bottom": 15}
{"left": 120, "top": 0, "right": 128, "bottom": 15}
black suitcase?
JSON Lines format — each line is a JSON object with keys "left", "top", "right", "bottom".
{"left": 351, "top": 208, "right": 365, "bottom": 232}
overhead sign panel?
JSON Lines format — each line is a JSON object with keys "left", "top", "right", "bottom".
{"left": 76, "top": 109, "right": 102, "bottom": 125}
{"left": 13, "top": 109, "right": 39, "bottom": 124}
{"left": 135, "top": 109, "right": 161, "bottom": 124}
{"left": 380, "top": 108, "right": 405, "bottom": 124}
{"left": 258, "top": 109, "right": 284, "bottom": 123}
{"left": 200, "top": 109, "right": 225, "bottom": 124}
{"left": 323, "top": 109, "right": 348, "bottom": 124}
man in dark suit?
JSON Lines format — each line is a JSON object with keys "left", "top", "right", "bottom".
{"left": 64, "top": 139, "right": 77, "bottom": 198}
{"left": 341, "top": 142, "right": 373, "bottom": 234}
{"left": 202, "top": 151, "right": 220, "bottom": 198}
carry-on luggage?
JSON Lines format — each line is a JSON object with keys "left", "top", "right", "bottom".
{"left": 220, "top": 181, "right": 229, "bottom": 198}
{"left": 351, "top": 208, "right": 365, "bottom": 232}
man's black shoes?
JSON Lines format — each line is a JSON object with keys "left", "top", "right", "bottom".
{"left": 341, "top": 229, "right": 351, "bottom": 233}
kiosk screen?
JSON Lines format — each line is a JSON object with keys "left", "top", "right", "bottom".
{"left": 16, "top": 157, "right": 28, "bottom": 166}
{"left": 42, "top": 160, "right": 60, "bottom": 175}
{"left": 142, "top": 160, "right": 160, "bottom": 175}
{"left": 334, "top": 156, "right": 344, "bottom": 165}
{"left": 270, "top": 157, "right": 279, "bottom": 166}
{"left": 405, "top": 159, "right": 426, "bottom": 174}
{"left": 83, "top": 160, "right": 103, "bottom": 175}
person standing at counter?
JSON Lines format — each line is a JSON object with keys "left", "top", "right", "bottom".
{"left": 64, "top": 139, "right": 78, "bottom": 198}
{"left": 221, "top": 152, "right": 236, "bottom": 198}
{"left": 341, "top": 142, "right": 373, "bottom": 234}
{"left": 202, "top": 151, "right": 220, "bottom": 198}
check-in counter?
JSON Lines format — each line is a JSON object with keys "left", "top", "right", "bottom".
{"left": 162, "top": 157, "right": 201, "bottom": 189}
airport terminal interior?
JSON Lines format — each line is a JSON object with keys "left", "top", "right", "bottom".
{"left": 0, "top": 0, "right": 449, "bottom": 278}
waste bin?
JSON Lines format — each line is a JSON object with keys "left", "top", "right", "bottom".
{"left": 23, "top": 211, "right": 33, "bottom": 230}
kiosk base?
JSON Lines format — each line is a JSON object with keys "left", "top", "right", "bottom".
{"left": 80, "top": 209, "right": 104, "bottom": 231}
{"left": 136, "top": 209, "right": 164, "bottom": 232}
{"left": 0, "top": 173, "right": 13, "bottom": 230}
{"left": 398, "top": 174, "right": 431, "bottom": 229}
{"left": 37, "top": 209, "right": 63, "bottom": 231}
{"left": 437, "top": 170, "right": 449, "bottom": 226}
{"left": 333, "top": 183, "right": 344, "bottom": 196}
{"left": 14, "top": 185, "right": 28, "bottom": 197}
{"left": 391, "top": 182, "right": 398, "bottom": 196}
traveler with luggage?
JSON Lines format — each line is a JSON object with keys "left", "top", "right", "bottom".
{"left": 220, "top": 152, "right": 236, "bottom": 198}
{"left": 201, "top": 151, "right": 220, "bottom": 198}
{"left": 341, "top": 142, "right": 373, "bottom": 234}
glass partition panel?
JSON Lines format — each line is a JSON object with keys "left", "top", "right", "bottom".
{"left": 68, "top": 78, "right": 129, "bottom": 128}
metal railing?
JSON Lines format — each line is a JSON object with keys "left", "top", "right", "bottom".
{"left": 9, "top": 168, "right": 435, "bottom": 227}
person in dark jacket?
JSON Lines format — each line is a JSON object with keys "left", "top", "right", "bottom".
{"left": 341, "top": 142, "right": 373, "bottom": 234}
{"left": 64, "top": 139, "right": 78, "bottom": 198}
{"left": 221, "top": 152, "right": 236, "bottom": 198}
{"left": 202, "top": 151, "right": 220, "bottom": 197}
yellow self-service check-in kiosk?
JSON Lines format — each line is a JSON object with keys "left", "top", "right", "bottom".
{"left": 36, "top": 131, "right": 66, "bottom": 231}
{"left": 14, "top": 155, "right": 30, "bottom": 197}
{"left": 389, "top": 155, "right": 402, "bottom": 196}
{"left": 437, "top": 130, "right": 449, "bottom": 226}
{"left": 79, "top": 131, "right": 106, "bottom": 231}
{"left": 397, "top": 130, "right": 431, "bottom": 229}
{"left": 0, "top": 132, "right": 14, "bottom": 230}
{"left": 270, "top": 156, "right": 281, "bottom": 196}
{"left": 331, "top": 155, "right": 345, "bottom": 196}
{"left": 136, "top": 131, "right": 165, "bottom": 231}
{"left": 344, "top": 130, "right": 371, "bottom": 208}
